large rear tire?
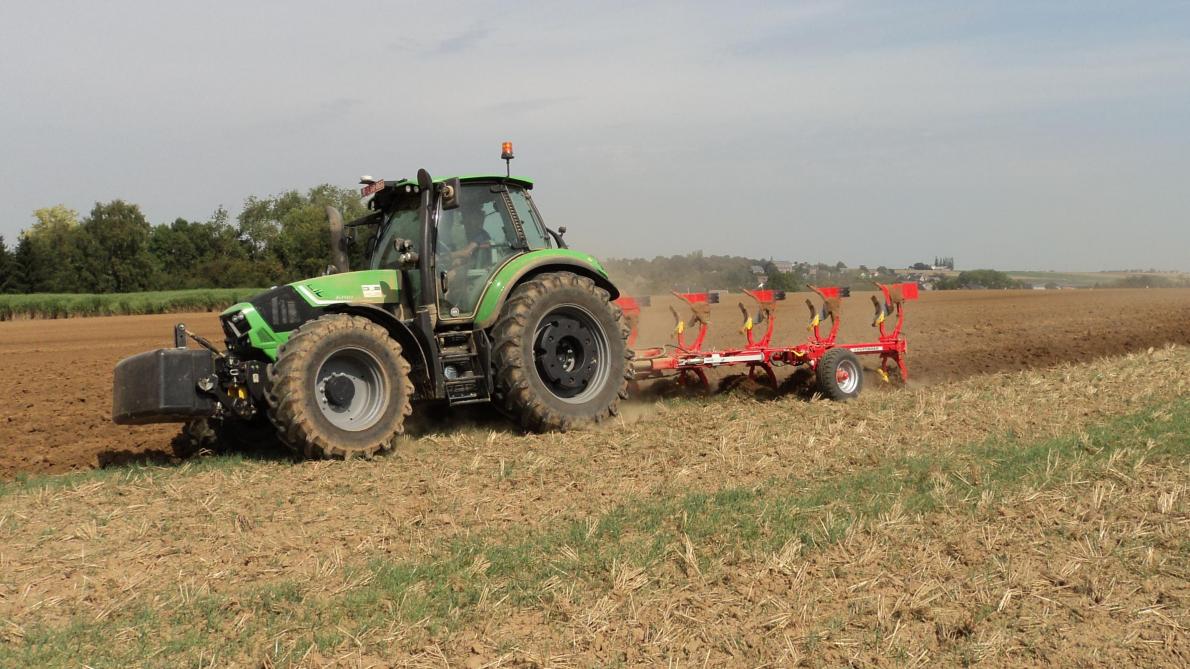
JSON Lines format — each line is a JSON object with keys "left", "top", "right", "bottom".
{"left": 491, "top": 272, "right": 631, "bottom": 432}
{"left": 267, "top": 314, "right": 413, "bottom": 459}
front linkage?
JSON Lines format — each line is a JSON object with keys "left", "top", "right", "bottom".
{"left": 112, "top": 323, "right": 268, "bottom": 427}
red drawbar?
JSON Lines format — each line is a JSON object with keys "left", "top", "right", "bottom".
{"left": 816, "top": 286, "right": 840, "bottom": 299}
{"left": 898, "top": 283, "right": 919, "bottom": 300}
{"left": 676, "top": 292, "right": 709, "bottom": 303}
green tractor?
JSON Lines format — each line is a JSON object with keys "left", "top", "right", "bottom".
{"left": 113, "top": 148, "right": 632, "bottom": 458}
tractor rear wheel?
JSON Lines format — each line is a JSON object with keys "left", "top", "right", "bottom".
{"left": 816, "top": 348, "right": 863, "bottom": 400}
{"left": 491, "top": 272, "right": 631, "bottom": 432}
{"left": 267, "top": 314, "right": 413, "bottom": 459}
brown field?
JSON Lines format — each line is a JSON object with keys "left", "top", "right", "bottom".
{"left": 1, "top": 288, "right": 1187, "bottom": 479}
{"left": 0, "top": 288, "right": 1187, "bottom": 667}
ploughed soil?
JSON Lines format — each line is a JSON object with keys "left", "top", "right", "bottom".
{"left": 1, "top": 288, "right": 1188, "bottom": 479}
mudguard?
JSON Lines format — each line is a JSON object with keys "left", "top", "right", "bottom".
{"left": 470, "top": 250, "right": 619, "bottom": 329}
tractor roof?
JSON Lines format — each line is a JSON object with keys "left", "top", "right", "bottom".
{"left": 386, "top": 174, "right": 534, "bottom": 190}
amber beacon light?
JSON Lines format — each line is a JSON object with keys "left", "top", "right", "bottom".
{"left": 501, "top": 141, "right": 515, "bottom": 176}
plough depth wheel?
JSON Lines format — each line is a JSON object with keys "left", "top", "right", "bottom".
{"left": 816, "top": 348, "right": 863, "bottom": 401}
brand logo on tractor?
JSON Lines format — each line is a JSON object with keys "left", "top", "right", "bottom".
{"left": 362, "top": 284, "right": 382, "bottom": 298}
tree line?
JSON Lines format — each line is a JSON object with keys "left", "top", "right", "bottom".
{"left": 603, "top": 252, "right": 763, "bottom": 295}
{"left": 0, "top": 189, "right": 803, "bottom": 297}
{"left": 933, "top": 269, "right": 1024, "bottom": 290}
{"left": 0, "top": 185, "right": 366, "bottom": 294}
{"left": 9, "top": 188, "right": 1115, "bottom": 298}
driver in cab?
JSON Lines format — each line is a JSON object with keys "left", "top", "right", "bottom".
{"left": 447, "top": 200, "right": 491, "bottom": 265}
{"left": 441, "top": 199, "right": 493, "bottom": 312}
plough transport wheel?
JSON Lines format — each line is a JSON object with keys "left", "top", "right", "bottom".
{"left": 816, "top": 348, "right": 863, "bottom": 400}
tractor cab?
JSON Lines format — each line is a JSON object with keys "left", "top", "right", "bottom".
{"left": 365, "top": 176, "right": 555, "bottom": 320}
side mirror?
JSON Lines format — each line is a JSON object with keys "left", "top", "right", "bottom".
{"left": 438, "top": 177, "right": 461, "bottom": 210}
{"left": 392, "top": 237, "right": 419, "bottom": 268}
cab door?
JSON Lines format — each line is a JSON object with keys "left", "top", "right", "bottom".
{"left": 436, "top": 183, "right": 522, "bottom": 319}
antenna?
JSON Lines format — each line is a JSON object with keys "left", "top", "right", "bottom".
{"left": 501, "top": 141, "right": 514, "bottom": 178}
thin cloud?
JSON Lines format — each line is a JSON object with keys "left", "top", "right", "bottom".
{"left": 392, "top": 24, "right": 492, "bottom": 57}
{"left": 484, "top": 96, "right": 578, "bottom": 116}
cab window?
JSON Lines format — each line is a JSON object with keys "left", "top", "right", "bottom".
{"left": 507, "top": 188, "right": 552, "bottom": 249}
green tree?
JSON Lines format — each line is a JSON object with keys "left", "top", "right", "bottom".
{"left": 23, "top": 205, "right": 83, "bottom": 292}
{"left": 149, "top": 218, "right": 205, "bottom": 285}
{"left": 236, "top": 184, "right": 366, "bottom": 284}
{"left": 0, "top": 235, "right": 12, "bottom": 293}
{"left": 10, "top": 235, "right": 38, "bottom": 293}
{"left": 765, "top": 270, "right": 802, "bottom": 291}
{"left": 935, "top": 269, "right": 1022, "bottom": 290}
{"left": 76, "top": 200, "right": 156, "bottom": 293}
{"left": 148, "top": 212, "right": 259, "bottom": 289}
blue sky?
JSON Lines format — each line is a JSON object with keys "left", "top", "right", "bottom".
{"left": 0, "top": 1, "right": 1187, "bottom": 270}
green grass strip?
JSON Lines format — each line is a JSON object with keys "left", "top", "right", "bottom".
{"left": 0, "top": 288, "right": 262, "bottom": 320}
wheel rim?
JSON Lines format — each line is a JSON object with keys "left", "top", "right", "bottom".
{"left": 835, "top": 359, "right": 860, "bottom": 394}
{"left": 314, "top": 347, "right": 388, "bottom": 431}
{"left": 533, "top": 304, "right": 611, "bottom": 404}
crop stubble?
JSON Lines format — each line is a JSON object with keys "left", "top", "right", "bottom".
{"left": 0, "top": 342, "right": 1185, "bottom": 665}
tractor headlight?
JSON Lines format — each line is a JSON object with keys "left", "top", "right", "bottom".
{"left": 223, "top": 311, "right": 249, "bottom": 339}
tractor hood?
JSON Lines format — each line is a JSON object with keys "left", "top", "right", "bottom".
{"left": 284, "top": 269, "right": 401, "bottom": 307}
{"left": 219, "top": 269, "right": 401, "bottom": 360}
{"left": 219, "top": 269, "right": 401, "bottom": 320}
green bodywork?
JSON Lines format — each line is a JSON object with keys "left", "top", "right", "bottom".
{"left": 221, "top": 303, "right": 287, "bottom": 360}
{"left": 221, "top": 252, "right": 611, "bottom": 361}
{"left": 290, "top": 269, "right": 401, "bottom": 306}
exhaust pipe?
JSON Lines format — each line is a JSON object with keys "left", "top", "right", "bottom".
{"left": 326, "top": 206, "right": 350, "bottom": 273}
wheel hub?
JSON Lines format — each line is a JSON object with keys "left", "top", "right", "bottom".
{"left": 322, "top": 373, "right": 356, "bottom": 407}
{"left": 535, "top": 315, "right": 597, "bottom": 392}
{"left": 314, "top": 347, "right": 387, "bottom": 431}
{"left": 835, "top": 359, "right": 860, "bottom": 394}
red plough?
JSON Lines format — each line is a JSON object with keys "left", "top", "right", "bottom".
{"left": 614, "top": 283, "right": 918, "bottom": 399}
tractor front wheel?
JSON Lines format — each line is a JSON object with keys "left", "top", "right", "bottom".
{"left": 267, "top": 314, "right": 413, "bottom": 459}
{"left": 174, "top": 416, "right": 278, "bottom": 457}
{"left": 492, "top": 272, "right": 631, "bottom": 432}
{"left": 816, "top": 348, "right": 863, "bottom": 401}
